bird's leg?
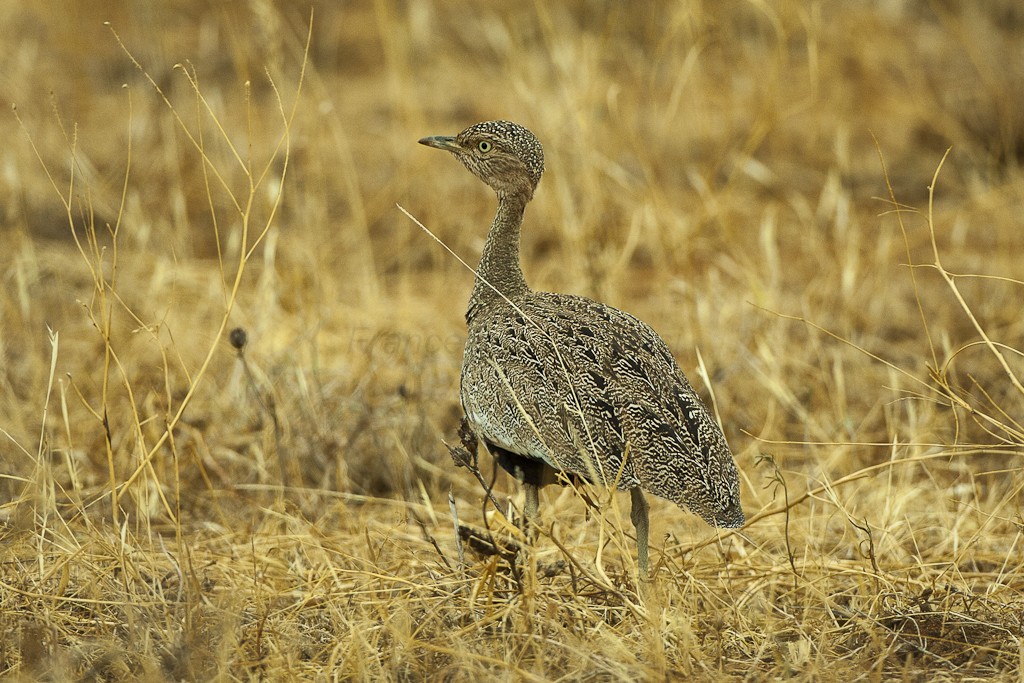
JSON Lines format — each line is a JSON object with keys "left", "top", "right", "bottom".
{"left": 630, "top": 487, "right": 650, "bottom": 579}
{"left": 523, "top": 482, "right": 540, "bottom": 541}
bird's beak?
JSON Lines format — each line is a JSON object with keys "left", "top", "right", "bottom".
{"left": 418, "top": 135, "right": 463, "bottom": 152}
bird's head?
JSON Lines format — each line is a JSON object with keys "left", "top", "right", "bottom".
{"left": 419, "top": 120, "right": 545, "bottom": 201}
{"left": 684, "top": 451, "right": 745, "bottom": 530}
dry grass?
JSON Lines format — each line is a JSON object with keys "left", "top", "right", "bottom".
{"left": 2, "top": 1, "right": 1023, "bottom": 680}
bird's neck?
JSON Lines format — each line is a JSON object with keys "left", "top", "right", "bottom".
{"left": 467, "top": 192, "right": 530, "bottom": 323}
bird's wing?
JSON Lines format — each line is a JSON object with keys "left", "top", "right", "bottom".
{"left": 461, "top": 291, "right": 741, "bottom": 525}
{"left": 462, "top": 292, "right": 695, "bottom": 485}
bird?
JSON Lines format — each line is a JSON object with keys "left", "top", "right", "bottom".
{"left": 419, "top": 120, "right": 743, "bottom": 576}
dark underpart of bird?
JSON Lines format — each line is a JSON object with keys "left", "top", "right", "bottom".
{"left": 419, "top": 120, "right": 743, "bottom": 577}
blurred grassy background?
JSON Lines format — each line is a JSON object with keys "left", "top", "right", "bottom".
{"left": 2, "top": 1, "right": 1023, "bottom": 680}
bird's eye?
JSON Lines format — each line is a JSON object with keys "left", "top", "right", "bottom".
{"left": 477, "top": 141, "right": 492, "bottom": 153}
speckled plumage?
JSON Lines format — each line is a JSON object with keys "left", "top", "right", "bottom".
{"left": 420, "top": 120, "right": 743, "bottom": 573}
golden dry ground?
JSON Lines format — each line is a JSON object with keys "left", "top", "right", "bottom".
{"left": 2, "top": 1, "right": 1023, "bottom": 680}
